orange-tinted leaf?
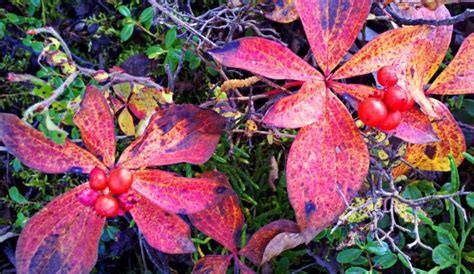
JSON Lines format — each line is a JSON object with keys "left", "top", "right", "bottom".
{"left": 118, "top": 104, "right": 225, "bottom": 169}
{"left": 130, "top": 191, "right": 196, "bottom": 254}
{"left": 132, "top": 169, "right": 233, "bottom": 215}
{"left": 400, "top": 6, "right": 452, "bottom": 84}
{"left": 390, "top": 108, "right": 439, "bottom": 144}
{"left": 428, "top": 33, "right": 474, "bottom": 95}
{"left": 208, "top": 37, "right": 322, "bottom": 81}
{"left": 188, "top": 171, "right": 244, "bottom": 253}
{"left": 0, "top": 113, "right": 104, "bottom": 174}
{"left": 333, "top": 26, "right": 431, "bottom": 80}
{"left": 403, "top": 40, "right": 438, "bottom": 118}
{"left": 118, "top": 108, "right": 135, "bottom": 136}
{"left": 16, "top": 185, "right": 105, "bottom": 273}
{"left": 286, "top": 92, "right": 369, "bottom": 241}
{"left": 296, "top": 0, "right": 371, "bottom": 75}
{"left": 73, "top": 86, "right": 116, "bottom": 167}
{"left": 112, "top": 82, "right": 132, "bottom": 102}
{"left": 236, "top": 259, "right": 255, "bottom": 274}
{"left": 397, "top": 99, "right": 465, "bottom": 171}
{"left": 128, "top": 86, "right": 159, "bottom": 120}
{"left": 192, "top": 255, "right": 232, "bottom": 274}
{"left": 239, "top": 220, "right": 299, "bottom": 266}
{"left": 263, "top": 80, "right": 326, "bottom": 129}
{"left": 258, "top": 0, "right": 298, "bottom": 23}
{"left": 328, "top": 81, "right": 377, "bottom": 101}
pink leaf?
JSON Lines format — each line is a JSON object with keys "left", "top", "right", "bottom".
{"left": 239, "top": 220, "right": 300, "bottom": 265}
{"left": 388, "top": 108, "right": 439, "bottom": 144}
{"left": 286, "top": 92, "right": 369, "bottom": 242}
{"left": 296, "top": 0, "right": 371, "bottom": 75}
{"left": 16, "top": 185, "right": 105, "bottom": 273}
{"left": 188, "top": 171, "right": 244, "bottom": 253}
{"left": 208, "top": 37, "right": 322, "bottom": 81}
{"left": 328, "top": 81, "right": 377, "bottom": 101}
{"left": 118, "top": 104, "right": 225, "bottom": 169}
{"left": 74, "top": 85, "right": 116, "bottom": 168}
{"left": 130, "top": 191, "right": 196, "bottom": 254}
{"left": 132, "top": 169, "right": 234, "bottom": 215}
{"left": 0, "top": 113, "right": 104, "bottom": 174}
{"left": 192, "top": 255, "right": 232, "bottom": 274}
{"left": 263, "top": 80, "right": 326, "bottom": 129}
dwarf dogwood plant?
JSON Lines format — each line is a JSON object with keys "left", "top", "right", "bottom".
{"left": 0, "top": 85, "right": 231, "bottom": 273}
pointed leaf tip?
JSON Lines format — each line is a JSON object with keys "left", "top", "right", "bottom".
{"left": 0, "top": 113, "right": 104, "bottom": 174}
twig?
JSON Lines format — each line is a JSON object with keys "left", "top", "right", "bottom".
{"left": 232, "top": 129, "right": 296, "bottom": 139}
{"left": 407, "top": 208, "right": 432, "bottom": 251}
{"left": 386, "top": 6, "right": 474, "bottom": 26}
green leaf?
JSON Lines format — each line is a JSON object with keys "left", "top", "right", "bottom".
{"left": 164, "top": 48, "right": 181, "bottom": 72}
{"left": 120, "top": 24, "right": 134, "bottom": 41}
{"left": 117, "top": 5, "right": 131, "bottom": 17}
{"left": 397, "top": 253, "right": 411, "bottom": 269}
{"left": 432, "top": 244, "right": 454, "bottom": 266}
{"left": 12, "top": 158, "right": 23, "bottom": 172}
{"left": 402, "top": 184, "right": 422, "bottom": 199}
{"left": 9, "top": 187, "right": 27, "bottom": 203}
{"left": 462, "top": 251, "right": 474, "bottom": 263}
{"left": 466, "top": 193, "right": 474, "bottom": 209}
{"left": 6, "top": 13, "right": 20, "bottom": 24}
{"left": 146, "top": 45, "right": 165, "bottom": 59}
{"left": 15, "top": 212, "right": 28, "bottom": 228}
{"left": 0, "top": 22, "right": 6, "bottom": 40}
{"left": 365, "top": 241, "right": 389, "bottom": 256}
{"left": 448, "top": 154, "right": 459, "bottom": 192}
{"left": 164, "top": 27, "right": 177, "bottom": 49}
{"left": 337, "top": 248, "right": 363, "bottom": 264}
{"left": 374, "top": 253, "right": 397, "bottom": 269}
{"left": 139, "top": 7, "right": 153, "bottom": 24}
{"left": 345, "top": 267, "right": 368, "bottom": 274}
{"left": 463, "top": 152, "right": 474, "bottom": 164}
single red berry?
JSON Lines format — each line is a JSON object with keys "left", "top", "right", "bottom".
{"left": 117, "top": 192, "right": 136, "bottom": 212}
{"left": 377, "top": 66, "right": 398, "bottom": 87}
{"left": 94, "top": 195, "right": 119, "bottom": 218}
{"left": 378, "top": 111, "right": 402, "bottom": 131}
{"left": 398, "top": 93, "right": 416, "bottom": 112}
{"left": 89, "top": 167, "right": 108, "bottom": 191}
{"left": 358, "top": 98, "right": 388, "bottom": 127}
{"left": 108, "top": 168, "right": 133, "bottom": 194}
{"left": 77, "top": 188, "right": 100, "bottom": 206}
{"left": 383, "top": 86, "right": 408, "bottom": 111}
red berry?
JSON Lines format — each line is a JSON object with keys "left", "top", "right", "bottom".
{"left": 117, "top": 192, "right": 136, "bottom": 212}
{"left": 383, "top": 86, "right": 408, "bottom": 111}
{"left": 377, "top": 66, "right": 398, "bottom": 87}
{"left": 108, "top": 168, "right": 133, "bottom": 194}
{"left": 358, "top": 98, "right": 388, "bottom": 127}
{"left": 378, "top": 111, "right": 402, "bottom": 131}
{"left": 94, "top": 195, "right": 119, "bottom": 218}
{"left": 398, "top": 92, "right": 415, "bottom": 112}
{"left": 77, "top": 188, "right": 100, "bottom": 206}
{"left": 89, "top": 167, "right": 108, "bottom": 191}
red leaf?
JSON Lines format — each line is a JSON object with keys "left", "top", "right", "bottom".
{"left": 118, "top": 104, "right": 225, "bottom": 169}
{"left": 328, "top": 81, "right": 377, "bottom": 101}
{"left": 132, "top": 169, "right": 233, "bottom": 215}
{"left": 332, "top": 26, "right": 432, "bottom": 80}
{"left": 296, "top": 0, "right": 371, "bottom": 75}
{"left": 0, "top": 113, "right": 104, "bottom": 174}
{"left": 263, "top": 80, "right": 326, "bottom": 129}
{"left": 389, "top": 108, "right": 439, "bottom": 144}
{"left": 286, "top": 92, "right": 369, "bottom": 241}
{"left": 428, "top": 33, "right": 474, "bottom": 95}
{"left": 235, "top": 259, "right": 255, "bottom": 274}
{"left": 192, "top": 255, "right": 232, "bottom": 274}
{"left": 188, "top": 171, "right": 244, "bottom": 253}
{"left": 400, "top": 6, "right": 452, "bottom": 84}
{"left": 16, "top": 185, "right": 105, "bottom": 273}
{"left": 208, "top": 37, "right": 322, "bottom": 81}
{"left": 73, "top": 85, "right": 116, "bottom": 168}
{"left": 130, "top": 191, "right": 195, "bottom": 254}
{"left": 239, "top": 220, "right": 299, "bottom": 265}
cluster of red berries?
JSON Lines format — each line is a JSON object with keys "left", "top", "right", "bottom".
{"left": 77, "top": 167, "right": 135, "bottom": 218}
{"left": 357, "top": 66, "right": 415, "bottom": 131}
